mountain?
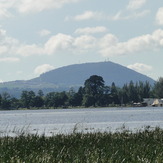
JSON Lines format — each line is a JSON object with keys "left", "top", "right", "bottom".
{"left": 31, "top": 61, "right": 155, "bottom": 86}
{"left": 0, "top": 61, "right": 155, "bottom": 97}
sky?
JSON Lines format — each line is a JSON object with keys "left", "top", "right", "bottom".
{"left": 0, "top": 0, "right": 163, "bottom": 82}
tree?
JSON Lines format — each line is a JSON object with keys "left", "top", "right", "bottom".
{"left": 68, "top": 87, "right": 83, "bottom": 107}
{"left": 128, "top": 81, "right": 138, "bottom": 103}
{"left": 83, "top": 75, "right": 105, "bottom": 107}
{"left": 10, "top": 97, "right": 21, "bottom": 109}
{"left": 38, "top": 90, "right": 44, "bottom": 97}
{"left": 1, "top": 92, "right": 11, "bottom": 109}
{"left": 153, "top": 77, "right": 163, "bottom": 98}
{"left": 45, "top": 92, "right": 68, "bottom": 108}
{"left": 110, "top": 82, "right": 119, "bottom": 104}
{"left": 44, "top": 92, "right": 55, "bottom": 107}
{"left": 34, "top": 96, "right": 44, "bottom": 108}
{"left": 20, "top": 90, "right": 36, "bottom": 108}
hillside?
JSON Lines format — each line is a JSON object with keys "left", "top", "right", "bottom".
{"left": 31, "top": 61, "right": 155, "bottom": 86}
{"left": 0, "top": 61, "right": 155, "bottom": 96}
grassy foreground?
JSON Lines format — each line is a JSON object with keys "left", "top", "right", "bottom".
{"left": 0, "top": 127, "right": 163, "bottom": 162}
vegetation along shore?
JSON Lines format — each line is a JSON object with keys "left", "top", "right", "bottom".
{"left": 0, "top": 75, "right": 163, "bottom": 110}
{"left": 0, "top": 127, "right": 163, "bottom": 162}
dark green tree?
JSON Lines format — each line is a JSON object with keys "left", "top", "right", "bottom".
{"left": 110, "top": 82, "right": 120, "bottom": 104}
{"left": 68, "top": 87, "right": 83, "bottom": 107}
{"left": 128, "top": 81, "right": 138, "bottom": 103}
{"left": 45, "top": 92, "right": 68, "bottom": 108}
{"left": 38, "top": 90, "right": 44, "bottom": 97}
{"left": 1, "top": 92, "right": 11, "bottom": 109}
{"left": 34, "top": 90, "right": 44, "bottom": 108}
{"left": 83, "top": 75, "right": 105, "bottom": 107}
{"left": 44, "top": 92, "right": 55, "bottom": 107}
{"left": 20, "top": 90, "right": 36, "bottom": 108}
{"left": 153, "top": 77, "right": 163, "bottom": 98}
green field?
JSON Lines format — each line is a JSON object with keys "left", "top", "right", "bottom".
{"left": 0, "top": 127, "right": 163, "bottom": 162}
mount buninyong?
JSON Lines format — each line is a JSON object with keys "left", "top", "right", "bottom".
{"left": 0, "top": 61, "right": 155, "bottom": 97}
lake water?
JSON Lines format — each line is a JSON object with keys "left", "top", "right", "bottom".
{"left": 0, "top": 107, "right": 163, "bottom": 136}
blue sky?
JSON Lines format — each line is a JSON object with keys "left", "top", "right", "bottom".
{"left": 0, "top": 0, "right": 163, "bottom": 82}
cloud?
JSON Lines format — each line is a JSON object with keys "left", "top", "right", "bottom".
{"left": 73, "top": 35, "right": 97, "bottom": 51}
{"left": 99, "top": 29, "right": 163, "bottom": 57}
{"left": 112, "top": 10, "right": 150, "bottom": 20}
{"left": 0, "top": 8, "right": 12, "bottom": 19}
{"left": 44, "top": 33, "right": 97, "bottom": 54}
{"left": 38, "top": 29, "right": 51, "bottom": 37}
{"left": 0, "top": 0, "right": 82, "bottom": 18}
{"left": 1, "top": 25, "right": 163, "bottom": 59}
{"left": 0, "top": 28, "right": 19, "bottom": 55}
{"left": 0, "top": 1, "right": 15, "bottom": 18}
{"left": 156, "top": 7, "right": 163, "bottom": 25}
{"left": 0, "top": 57, "right": 20, "bottom": 63}
{"left": 66, "top": 9, "right": 149, "bottom": 22}
{"left": 16, "top": 44, "right": 45, "bottom": 57}
{"left": 75, "top": 26, "right": 107, "bottom": 35}
{"left": 127, "top": 63, "right": 153, "bottom": 73}
{"left": 16, "top": 0, "right": 82, "bottom": 14}
{"left": 0, "top": 46, "right": 8, "bottom": 55}
{"left": 67, "top": 11, "right": 104, "bottom": 21}
{"left": 127, "top": 0, "right": 147, "bottom": 10}
{"left": 44, "top": 33, "right": 74, "bottom": 55}
{"left": 34, "top": 64, "right": 54, "bottom": 75}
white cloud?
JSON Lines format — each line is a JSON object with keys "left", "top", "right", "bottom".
{"left": 74, "top": 35, "right": 97, "bottom": 50}
{"left": 38, "top": 29, "right": 51, "bottom": 37}
{"left": 0, "top": 57, "right": 20, "bottom": 63}
{"left": 0, "top": 8, "right": 12, "bottom": 19}
{"left": 99, "top": 34, "right": 118, "bottom": 49}
{"left": 67, "top": 9, "right": 149, "bottom": 22}
{"left": 0, "top": 28, "right": 19, "bottom": 55}
{"left": 16, "top": 0, "right": 81, "bottom": 14}
{"left": 34, "top": 64, "right": 54, "bottom": 75}
{"left": 127, "top": 0, "right": 147, "bottom": 10}
{"left": 1, "top": 25, "right": 163, "bottom": 59}
{"left": 0, "top": 0, "right": 82, "bottom": 18}
{"left": 127, "top": 63, "right": 153, "bottom": 73}
{"left": 112, "top": 10, "right": 150, "bottom": 20}
{"left": 16, "top": 44, "right": 45, "bottom": 57}
{"left": 99, "top": 29, "right": 163, "bottom": 57}
{"left": 0, "top": 1, "right": 15, "bottom": 18}
{"left": 44, "top": 33, "right": 74, "bottom": 55}
{"left": 0, "top": 46, "right": 8, "bottom": 55}
{"left": 73, "top": 11, "right": 104, "bottom": 21}
{"left": 156, "top": 7, "right": 163, "bottom": 25}
{"left": 75, "top": 26, "right": 107, "bottom": 35}
{"left": 44, "top": 33, "right": 97, "bottom": 54}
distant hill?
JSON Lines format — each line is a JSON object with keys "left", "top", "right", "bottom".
{"left": 0, "top": 61, "right": 155, "bottom": 97}
{"left": 31, "top": 61, "right": 155, "bottom": 86}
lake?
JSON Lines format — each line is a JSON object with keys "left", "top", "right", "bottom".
{"left": 0, "top": 107, "right": 163, "bottom": 136}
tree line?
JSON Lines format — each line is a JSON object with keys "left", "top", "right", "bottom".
{"left": 0, "top": 75, "right": 163, "bottom": 110}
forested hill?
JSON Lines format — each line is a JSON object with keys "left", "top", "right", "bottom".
{"left": 0, "top": 61, "right": 155, "bottom": 97}
{"left": 31, "top": 61, "right": 155, "bottom": 86}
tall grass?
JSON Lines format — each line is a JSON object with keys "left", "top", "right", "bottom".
{"left": 0, "top": 127, "right": 163, "bottom": 162}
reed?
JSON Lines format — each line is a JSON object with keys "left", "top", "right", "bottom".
{"left": 0, "top": 127, "right": 163, "bottom": 162}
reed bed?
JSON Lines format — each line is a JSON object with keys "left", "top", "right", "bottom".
{"left": 0, "top": 127, "right": 163, "bottom": 162}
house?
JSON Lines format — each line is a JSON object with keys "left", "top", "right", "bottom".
{"left": 143, "top": 98, "right": 163, "bottom": 107}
